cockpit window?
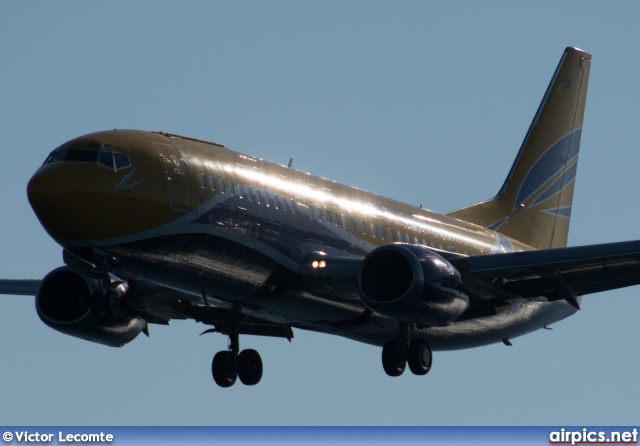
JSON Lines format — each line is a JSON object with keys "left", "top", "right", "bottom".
{"left": 99, "top": 151, "right": 132, "bottom": 171}
{"left": 44, "top": 148, "right": 131, "bottom": 171}
{"left": 44, "top": 150, "right": 67, "bottom": 164}
{"left": 114, "top": 153, "right": 131, "bottom": 170}
{"left": 98, "top": 151, "right": 114, "bottom": 169}
{"left": 44, "top": 149, "right": 99, "bottom": 164}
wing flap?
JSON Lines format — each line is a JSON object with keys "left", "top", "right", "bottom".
{"left": 451, "top": 240, "right": 640, "bottom": 307}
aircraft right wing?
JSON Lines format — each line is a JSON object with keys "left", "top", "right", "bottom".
{"left": 449, "top": 239, "right": 640, "bottom": 309}
{"left": 0, "top": 280, "right": 41, "bottom": 296}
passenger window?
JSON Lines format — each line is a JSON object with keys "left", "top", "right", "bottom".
{"left": 228, "top": 181, "right": 235, "bottom": 195}
{"left": 341, "top": 214, "right": 347, "bottom": 228}
{"left": 389, "top": 230, "right": 395, "bottom": 242}
{"left": 290, "top": 200, "right": 297, "bottom": 214}
{"left": 246, "top": 187, "right": 253, "bottom": 201}
{"left": 370, "top": 223, "right": 376, "bottom": 237}
{"left": 273, "top": 195, "right": 280, "bottom": 210}
{"left": 114, "top": 153, "right": 131, "bottom": 170}
{"left": 360, "top": 221, "right": 367, "bottom": 234}
{"left": 209, "top": 176, "right": 216, "bottom": 190}
{"left": 256, "top": 190, "right": 262, "bottom": 204}
{"left": 98, "top": 151, "right": 114, "bottom": 169}
{"left": 333, "top": 212, "right": 339, "bottom": 225}
{"left": 397, "top": 231, "right": 402, "bottom": 242}
{"left": 315, "top": 208, "right": 322, "bottom": 221}
{"left": 219, "top": 179, "right": 226, "bottom": 193}
{"left": 199, "top": 173, "right": 206, "bottom": 188}
{"left": 379, "top": 226, "right": 386, "bottom": 240}
{"left": 237, "top": 184, "right": 244, "bottom": 197}
{"left": 414, "top": 236, "right": 419, "bottom": 245}
{"left": 349, "top": 218, "right": 356, "bottom": 231}
{"left": 324, "top": 210, "right": 331, "bottom": 223}
{"left": 282, "top": 198, "right": 288, "bottom": 212}
{"left": 264, "top": 192, "right": 270, "bottom": 207}
{"left": 405, "top": 234, "right": 411, "bottom": 243}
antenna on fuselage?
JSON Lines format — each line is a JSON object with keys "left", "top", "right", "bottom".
{"left": 288, "top": 158, "right": 293, "bottom": 168}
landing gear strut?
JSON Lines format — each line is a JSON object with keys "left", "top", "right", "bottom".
{"left": 209, "top": 311, "right": 263, "bottom": 388}
{"left": 381, "top": 323, "right": 432, "bottom": 377}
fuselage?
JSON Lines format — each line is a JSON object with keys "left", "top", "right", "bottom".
{"left": 27, "top": 129, "right": 578, "bottom": 350}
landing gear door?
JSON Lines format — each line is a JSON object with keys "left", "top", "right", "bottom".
{"left": 154, "top": 141, "right": 191, "bottom": 212}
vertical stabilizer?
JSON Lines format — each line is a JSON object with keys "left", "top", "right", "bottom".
{"left": 447, "top": 47, "right": 591, "bottom": 249}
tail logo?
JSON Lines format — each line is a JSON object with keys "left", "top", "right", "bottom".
{"left": 513, "top": 128, "right": 581, "bottom": 215}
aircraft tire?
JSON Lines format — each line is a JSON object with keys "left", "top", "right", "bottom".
{"left": 381, "top": 340, "right": 406, "bottom": 377}
{"left": 212, "top": 351, "right": 237, "bottom": 388}
{"left": 237, "top": 349, "right": 263, "bottom": 386}
{"left": 407, "top": 339, "right": 432, "bottom": 376}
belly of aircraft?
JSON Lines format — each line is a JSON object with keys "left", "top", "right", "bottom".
{"left": 101, "top": 229, "right": 578, "bottom": 352}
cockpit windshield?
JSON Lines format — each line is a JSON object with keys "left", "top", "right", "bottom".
{"left": 44, "top": 149, "right": 99, "bottom": 164}
{"left": 44, "top": 148, "right": 131, "bottom": 171}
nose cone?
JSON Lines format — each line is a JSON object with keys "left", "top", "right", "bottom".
{"left": 28, "top": 130, "right": 176, "bottom": 247}
{"left": 27, "top": 162, "right": 96, "bottom": 245}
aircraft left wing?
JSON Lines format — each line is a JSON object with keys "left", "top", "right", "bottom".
{"left": 449, "top": 240, "right": 640, "bottom": 309}
{"left": 0, "top": 280, "right": 40, "bottom": 296}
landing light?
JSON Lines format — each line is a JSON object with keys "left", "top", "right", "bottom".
{"left": 311, "top": 260, "right": 327, "bottom": 269}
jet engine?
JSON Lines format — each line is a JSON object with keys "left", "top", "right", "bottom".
{"left": 357, "top": 244, "right": 469, "bottom": 326}
{"left": 35, "top": 267, "right": 145, "bottom": 347}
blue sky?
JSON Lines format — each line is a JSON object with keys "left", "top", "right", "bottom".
{"left": 2, "top": 1, "right": 640, "bottom": 425}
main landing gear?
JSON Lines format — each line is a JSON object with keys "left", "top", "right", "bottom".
{"left": 212, "top": 348, "right": 263, "bottom": 388}
{"left": 209, "top": 315, "right": 263, "bottom": 388}
{"left": 381, "top": 324, "right": 433, "bottom": 377}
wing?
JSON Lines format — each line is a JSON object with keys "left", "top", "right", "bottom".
{"left": 0, "top": 275, "right": 293, "bottom": 341}
{"left": 450, "top": 240, "right": 640, "bottom": 309}
{"left": 0, "top": 280, "right": 41, "bottom": 296}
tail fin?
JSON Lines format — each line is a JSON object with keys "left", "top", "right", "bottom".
{"left": 447, "top": 47, "right": 591, "bottom": 249}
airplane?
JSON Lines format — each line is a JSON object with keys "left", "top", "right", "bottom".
{"left": 4, "top": 46, "right": 638, "bottom": 388}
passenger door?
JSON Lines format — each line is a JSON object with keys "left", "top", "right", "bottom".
{"left": 154, "top": 141, "right": 191, "bottom": 212}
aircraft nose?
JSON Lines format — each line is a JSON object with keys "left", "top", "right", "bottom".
{"left": 28, "top": 145, "right": 168, "bottom": 246}
{"left": 27, "top": 163, "right": 91, "bottom": 245}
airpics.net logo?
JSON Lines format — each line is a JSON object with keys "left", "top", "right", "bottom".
{"left": 549, "top": 428, "right": 638, "bottom": 445}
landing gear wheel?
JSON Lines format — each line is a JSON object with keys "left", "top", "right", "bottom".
{"left": 381, "top": 340, "right": 407, "bottom": 377}
{"left": 212, "top": 351, "right": 237, "bottom": 388}
{"left": 237, "top": 349, "right": 263, "bottom": 385}
{"left": 408, "top": 339, "right": 432, "bottom": 376}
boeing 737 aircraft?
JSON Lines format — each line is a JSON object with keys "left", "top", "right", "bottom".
{"left": 3, "top": 47, "right": 638, "bottom": 388}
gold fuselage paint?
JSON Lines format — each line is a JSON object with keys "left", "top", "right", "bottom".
{"left": 28, "top": 130, "right": 531, "bottom": 258}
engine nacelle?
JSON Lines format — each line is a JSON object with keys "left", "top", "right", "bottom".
{"left": 357, "top": 244, "right": 469, "bottom": 326}
{"left": 35, "top": 267, "right": 145, "bottom": 347}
